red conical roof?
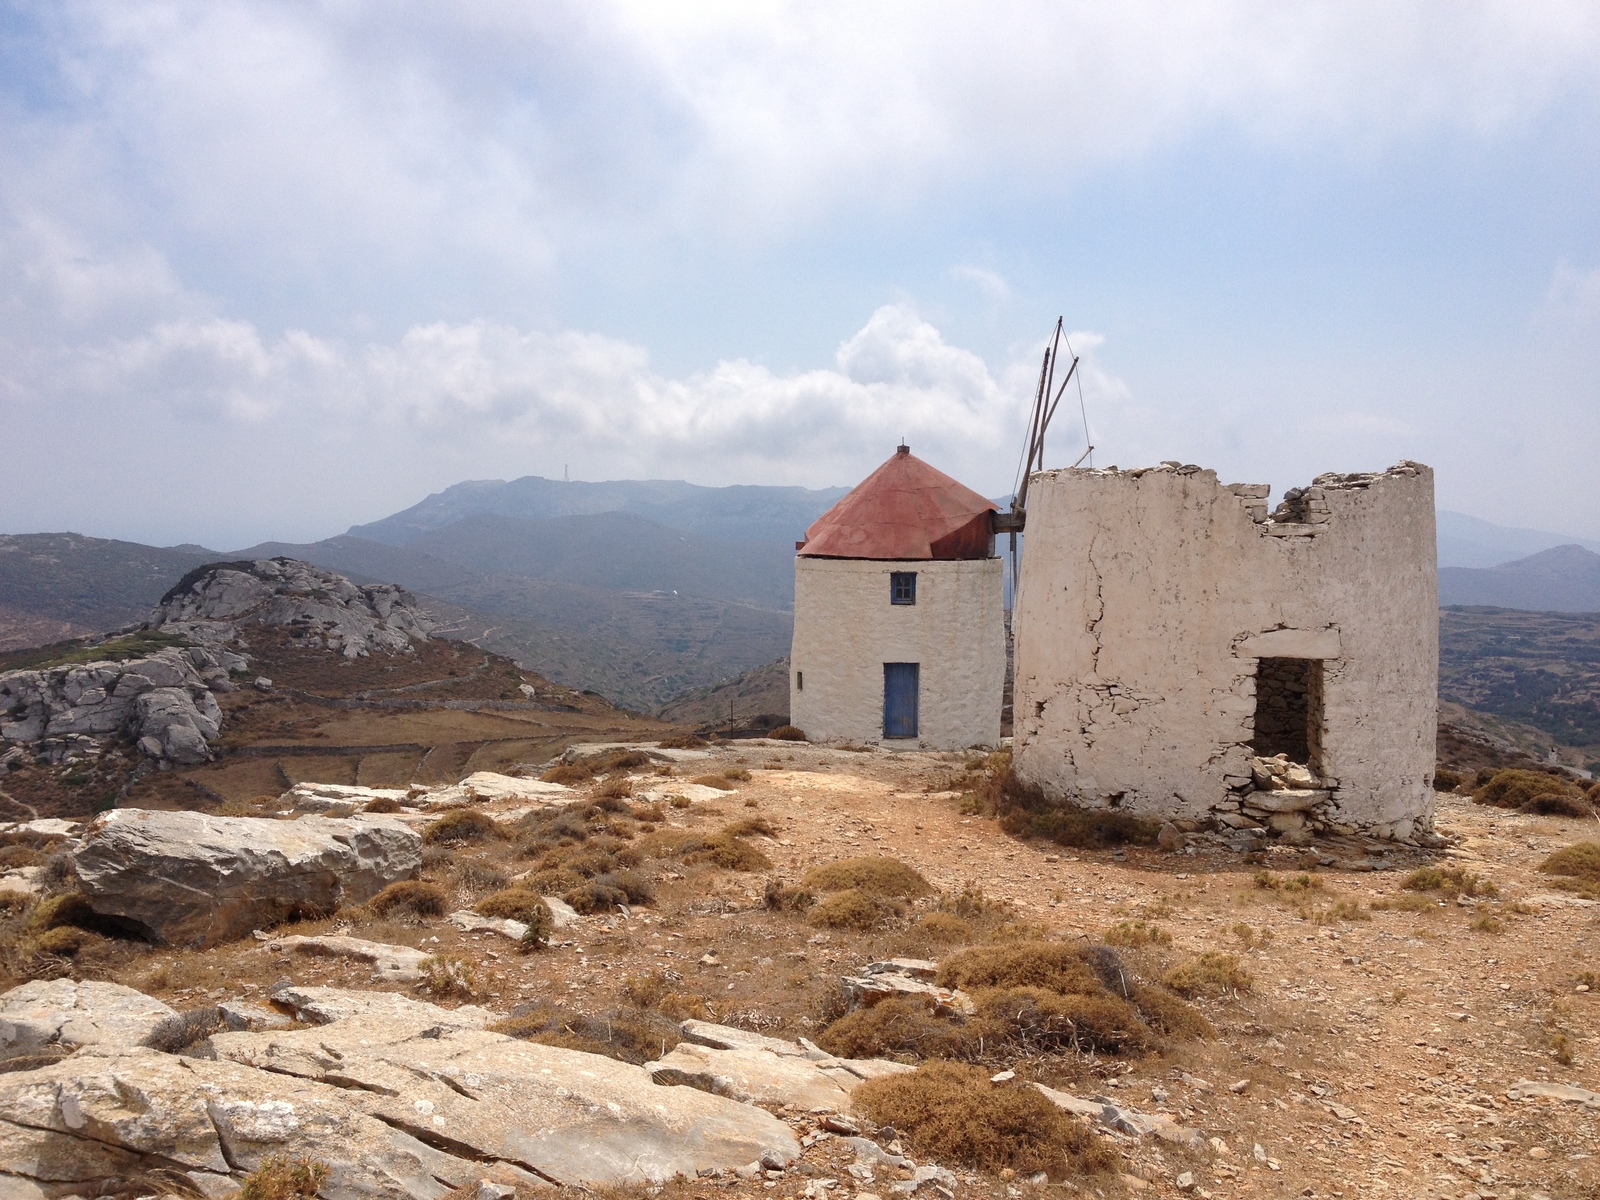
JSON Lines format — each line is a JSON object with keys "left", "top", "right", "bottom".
{"left": 798, "top": 446, "right": 998, "bottom": 560}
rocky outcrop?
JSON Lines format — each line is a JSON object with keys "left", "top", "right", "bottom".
{"left": 0, "top": 645, "right": 236, "bottom": 766}
{"left": 647, "top": 1020, "right": 911, "bottom": 1110}
{"left": 153, "top": 557, "right": 434, "bottom": 660}
{"left": 71, "top": 809, "right": 421, "bottom": 947}
{"left": 210, "top": 1013, "right": 800, "bottom": 1187}
{"left": 0, "top": 980, "right": 176, "bottom": 1063}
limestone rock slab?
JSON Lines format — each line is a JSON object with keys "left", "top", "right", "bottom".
{"left": 267, "top": 985, "right": 497, "bottom": 1029}
{"left": 213, "top": 1016, "right": 801, "bottom": 1185}
{"left": 0, "top": 980, "right": 176, "bottom": 1062}
{"left": 72, "top": 809, "right": 421, "bottom": 947}
{"left": 271, "top": 934, "right": 432, "bottom": 983}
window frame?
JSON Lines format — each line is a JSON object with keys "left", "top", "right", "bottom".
{"left": 889, "top": 571, "right": 917, "bottom": 605}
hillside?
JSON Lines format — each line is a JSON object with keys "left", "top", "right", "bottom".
{"left": 237, "top": 534, "right": 793, "bottom": 710}
{"left": 1439, "top": 606, "right": 1600, "bottom": 762}
{"left": 0, "top": 534, "right": 217, "bottom": 645}
{"left": 405, "top": 511, "right": 797, "bottom": 609}
{"left": 348, "top": 474, "right": 847, "bottom": 547}
{"left": 1436, "top": 509, "right": 1600, "bottom": 568}
{"left": 1439, "top": 544, "right": 1600, "bottom": 612}
{"left": 655, "top": 656, "right": 792, "bottom": 731}
{"left": 0, "top": 558, "right": 671, "bottom": 819}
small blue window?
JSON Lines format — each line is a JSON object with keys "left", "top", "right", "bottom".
{"left": 890, "top": 572, "right": 917, "bottom": 605}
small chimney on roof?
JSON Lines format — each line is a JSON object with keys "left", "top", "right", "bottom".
{"left": 896, "top": 442, "right": 910, "bottom": 456}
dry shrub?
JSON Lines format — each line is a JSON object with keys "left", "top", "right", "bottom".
{"left": 595, "top": 777, "right": 633, "bottom": 800}
{"left": 27, "top": 891, "right": 124, "bottom": 938}
{"left": 668, "top": 795, "right": 691, "bottom": 809}
{"left": 0, "top": 845, "right": 41, "bottom": 869}
{"left": 455, "top": 858, "right": 510, "bottom": 892}
{"left": 636, "top": 827, "right": 770, "bottom": 871}
{"left": 0, "top": 890, "right": 32, "bottom": 916}
{"left": 853, "top": 1061, "right": 1118, "bottom": 1178}
{"left": 937, "top": 941, "right": 1100, "bottom": 994}
{"left": 1103, "top": 920, "right": 1171, "bottom": 948}
{"left": 802, "top": 856, "right": 932, "bottom": 899}
{"left": 689, "top": 775, "right": 737, "bottom": 791}
{"left": 29, "top": 926, "right": 104, "bottom": 957}
{"left": 143, "top": 1006, "right": 227, "bottom": 1054}
{"left": 1433, "top": 767, "right": 1463, "bottom": 793}
{"left": 630, "top": 800, "right": 667, "bottom": 822}
{"left": 1163, "top": 951, "right": 1252, "bottom": 997}
{"left": 764, "top": 878, "right": 815, "bottom": 913}
{"left": 658, "top": 733, "right": 709, "bottom": 750}
{"left": 974, "top": 753, "right": 1156, "bottom": 848}
{"left": 1303, "top": 900, "right": 1371, "bottom": 923}
{"left": 475, "top": 888, "right": 551, "bottom": 924}
{"left": 1371, "top": 891, "right": 1438, "bottom": 913}
{"left": 1404, "top": 866, "right": 1497, "bottom": 898}
{"left": 422, "top": 809, "right": 503, "bottom": 845}
{"left": 1253, "top": 870, "right": 1322, "bottom": 892}
{"left": 1525, "top": 793, "right": 1593, "bottom": 817}
{"left": 1129, "top": 983, "right": 1215, "bottom": 1039}
{"left": 238, "top": 1156, "right": 329, "bottom": 1200}
{"left": 491, "top": 1003, "right": 680, "bottom": 1064}
{"left": 363, "top": 796, "right": 402, "bottom": 813}
{"left": 368, "top": 880, "right": 446, "bottom": 918}
{"left": 910, "top": 912, "right": 974, "bottom": 944}
{"left": 621, "top": 970, "right": 711, "bottom": 1021}
{"left": 938, "top": 886, "right": 1011, "bottom": 920}
{"left": 768, "top": 725, "right": 806, "bottom": 741}
{"left": 971, "top": 987, "right": 1153, "bottom": 1055}
{"left": 816, "top": 997, "right": 969, "bottom": 1059}
{"left": 722, "top": 767, "right": 752, "bottom": 782}
{"left": 807, "top": 888, "right": 901, "bottom": 930}
{"left": 1474, "top": 768, "right": 1588, "bottom": 812}
{"left": 419, "top": 955, "right": 478, "bottom": 998}
{"left": 541, "top": 763, "right": 594, "bottom": 785}
{"left": 1543, "top": 842, "right": 1600, "bottom": 881}
{"left": 564, "top": 879, "right": 629, "bottom": 914}
{"left": 1471, "top": 913, "right": 1504, "bottom": 934}
{"left": 724, "top": 816, "right": 776, "bottom": 837}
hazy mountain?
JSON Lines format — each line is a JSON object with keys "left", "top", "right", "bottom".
{"left": 0, "top": 533, "right": 218, "bottom": 640}
{"left": 234, "top": 534, "right": 791, "bottom": 710}
{"left": 1437, "top": 510, "right": 1600, "bottom": 569}
{"left": 1439, "top": 544, "right": 1600, "bottom": 613}
{"left": 348, "top": 474, "right": 848, "bottom": 547}
{"left": 405, "top": 512, "right": 796, "bottom": 609}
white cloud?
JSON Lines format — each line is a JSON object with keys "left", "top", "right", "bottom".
{"left": 949, "top": 266, "right": 1011, "bottom": 301}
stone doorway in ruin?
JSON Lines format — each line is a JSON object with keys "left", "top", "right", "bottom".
{"left": 1250, "top": 657, "right": 1325, "bottom": 776}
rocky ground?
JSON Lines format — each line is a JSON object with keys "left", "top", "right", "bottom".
{"left": 4, "top": 740, "right": 1600, "bottom": 1200}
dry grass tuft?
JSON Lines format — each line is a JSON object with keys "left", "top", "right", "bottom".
{"left": 802, "top": 856, "right": 932, "bottom": 899}
{"left": 1253, "top": 870, "right": 1322, "bottom": 892}
{"left": 1163, "top": 951, "right": 1252, "bottom": 997}
{"left": 1102, "top": 920, "right": 1171, "bottom": 948}
{"left": 238, "top": 1156, "right": 329, "bottom": 1200}
{"left": 475, "top": 887, "right": 550, "bottom": 924}
{"left": 367, "top": 880, "right": 446, "bottom": 918}
{"left": 688, "top": 775, "right": 738, "bottom": 791}
{"left": 768, "top": 725, "right": 806, "bottom": 741}
{"left": 363, "top": 796, "right": 402, "bottom": 813}
{"left": 816, "top": 996, "right": 969, "bottom": 1059}
{"left": 853, "top": 1061, "right": 1119, "bottom": 1178}
{"left": 910, "top": 912, "right": 975, "bottom": 944}
{"left": 724, "top": 816, "right": 776, "bottom": 838}
{"left": 1403, "top": 866, "right": 1497, "bottom": 898}
{"left": 419, "top": 955, "right": 478, "bottom": 998}
{"left": 620, "top": 970, "right": 711, "bottom": 1021}
{"left": 422, "top": 809, "right": 504, "bottom": 845}
{"left": 491, "top": 1003, "right": 680, "bottom": 1064}
{"left": 658, "top": 733, "right": 710, "bottom": 749}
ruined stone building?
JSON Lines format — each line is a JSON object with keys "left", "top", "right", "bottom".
{"left": 1011, "top": 461, "right": 1437, "bottom": 842}
{"left": 790, "top": 446, "right": 1006, "bottom": 750}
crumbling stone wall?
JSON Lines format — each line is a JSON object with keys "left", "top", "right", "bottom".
{"left": 1012, "top": 461, "right": 1437, "bottom": 842}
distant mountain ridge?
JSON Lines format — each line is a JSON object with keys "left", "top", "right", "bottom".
{"left": 1437, "top": 509, "right": 1600, "bottom": 568}
{"left": 348, "top": 474, "right": 849, "bottom": 547}
{"left": 1439, "top": 544, "right": 1600, "bottom": 613}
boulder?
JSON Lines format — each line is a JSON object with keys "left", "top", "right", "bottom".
{"left": 647, "top": 1042, "right": 856, "bottom": 1109}
{"left": 284, "top": 781, "right": 411, "bottom": 813}
{"left": 72, "top": 809, "right": 421, "bottom": 947}
{"left": 211, "top": 1014, "right": 801, "bottom": 1185}
{"left": 840, "top": 971, "right": 974, "bottom": 1018}
{"left": 0, "top": 980, "right": 176, "bottom": 1062}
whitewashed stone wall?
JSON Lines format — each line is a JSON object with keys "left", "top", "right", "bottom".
{"left": 1012, "top": 462, "right": 1437, "bottom": 842}
{"left": 791, "top": 557, "right": 1005, "bottom": 750}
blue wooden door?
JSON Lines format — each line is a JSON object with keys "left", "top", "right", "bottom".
{"left": 883, "top": 662, "right": 919, "bottom": 739}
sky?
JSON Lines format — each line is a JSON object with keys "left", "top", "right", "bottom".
{"left": 1, "top": 1, "right": 1597, "bottom": 550}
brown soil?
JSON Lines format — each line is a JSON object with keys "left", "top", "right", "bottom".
{"left": 16, "top": 743, "right": 1600, "bottom": 1198}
